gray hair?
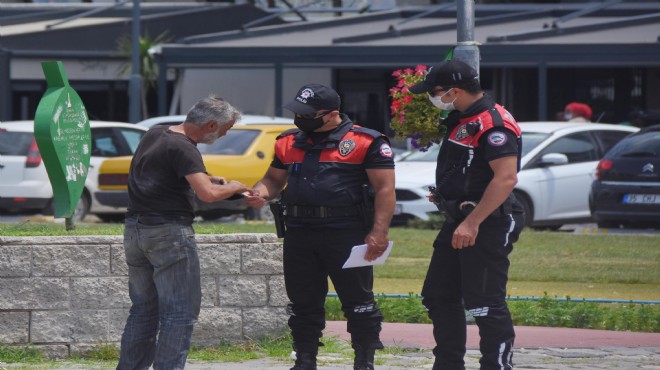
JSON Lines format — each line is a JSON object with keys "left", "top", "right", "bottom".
{"left": 185, "top": 95, "right": 242, "bottom": 128}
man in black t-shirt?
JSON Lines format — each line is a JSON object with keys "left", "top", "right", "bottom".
{"left": 408, "top": 60, "right": 525, "bottom": 370}
{"left": 244, "top": 84, "right": 396, "bottom": 370}
{"left": 117, "top": 96, "right": 252, "bottom": 370}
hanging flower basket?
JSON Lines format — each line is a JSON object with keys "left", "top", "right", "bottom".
{"left": 389, "top": 65, "right": 447, "bottom": 151}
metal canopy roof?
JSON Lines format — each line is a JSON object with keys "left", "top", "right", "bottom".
{"left": 154, "top": 2, "right": 660, "bottom": 67}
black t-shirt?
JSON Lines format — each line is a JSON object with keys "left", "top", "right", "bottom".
{"left": 127, "top": 126, "right": 207, "bottom": 217}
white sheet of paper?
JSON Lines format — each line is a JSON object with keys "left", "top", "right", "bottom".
{"left": 342, "top": 241, "right": 394, "bottom": 269}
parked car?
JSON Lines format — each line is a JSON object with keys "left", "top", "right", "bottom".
{"left": 393, "top": 122, "right": 638, "bottom": 228}
{"left": 137, "top": 114, "right": 294, "bottom": 129}
{"left": 0, "top": 120, "right": 147, "bottom": 222}
{"left": 589, "top": 124, "right": 660, "bottom": 229}
{"left": 96, "top": 120, "right": 294, "bottom": 220}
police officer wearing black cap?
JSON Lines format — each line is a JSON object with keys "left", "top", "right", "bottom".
{"left": 244, "top": 83, "right": 396, "bottom": 370}
{"left": 408, "top": 60, "right": 525, "bottom": 370}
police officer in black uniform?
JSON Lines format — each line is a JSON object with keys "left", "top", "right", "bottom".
{"left": 408, "top": 60, "right": 525, "bottom": 370}
{"left": 244, "top": 84, "right": 396, "bottom": 370}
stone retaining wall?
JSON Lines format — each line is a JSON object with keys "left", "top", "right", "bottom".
{"left": 0, "top": 233, "right": 289, "bottom": 358}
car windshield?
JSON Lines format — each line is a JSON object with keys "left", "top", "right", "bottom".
{"left": 0, "top": 131, "right": 33, "bottom": 155}
{"left": 606, "top": 131, "right": 660, "bottom": 158}
{"left": 400, "top": 131, "right": 550, "bottom": 161}
{"left": 520, "top": 132, "right": 549, "bottom": 157}
{"left": 198, "top": 130, "right": 260, "bottom": 155}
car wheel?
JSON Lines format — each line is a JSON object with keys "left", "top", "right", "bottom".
{"left": 73, "top": 193, "right": 90, "bottom": 223}
{"left": 597, "top": 221, "right": 621, "bottom": 229}
{"left": 513, "top": 191, "right": 533, "bottom": 228}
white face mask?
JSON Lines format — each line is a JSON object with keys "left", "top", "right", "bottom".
{"left": 428, "top": 89, "right": 456, "bottom": 111}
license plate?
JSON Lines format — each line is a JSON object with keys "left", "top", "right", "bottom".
{"left": 622, "top": 194, "right": 660, "bottom": 204}
{"left": 394, "top": 204, "right": 403, "bottom": 215}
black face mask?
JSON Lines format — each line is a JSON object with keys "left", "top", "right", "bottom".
{"left": 294, "top": 116, "right": 325, "bottom": 132}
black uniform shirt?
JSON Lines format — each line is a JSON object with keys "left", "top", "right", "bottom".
{"left": 436, "top": 95, "right": 521, "bottom": 201}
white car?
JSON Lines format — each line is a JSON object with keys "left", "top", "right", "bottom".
{"left": 394, "top": 122, "right": 639, "bottom": 228}
{"left": 0, "top": 120, "right": 147, "bottom": 222}
{"left": 137, "top": 114, "right": 294, "bottom": 129}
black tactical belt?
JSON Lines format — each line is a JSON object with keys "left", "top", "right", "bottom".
{"left": 285, "top": 205, "right": 361, "bottom": 218}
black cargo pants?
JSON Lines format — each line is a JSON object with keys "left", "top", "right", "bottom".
{"left": 283, "top": 226, "right": 384, "bottom": 354}
{"left": 421, "top": 211, "right": 524, "bottom": 370}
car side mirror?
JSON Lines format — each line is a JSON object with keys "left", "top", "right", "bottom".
{"left": 538, "top": 153, "right": 569, "bottom": 167}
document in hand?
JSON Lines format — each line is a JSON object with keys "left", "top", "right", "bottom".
{"left": 342, "top": 241, "right": 394, "bottom": 269}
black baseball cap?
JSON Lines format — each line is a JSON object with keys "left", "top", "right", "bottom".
{"left": 284, "top": 84, "right": 341, "bottom": 115}
{"left": 409, "top": 60, "right": 479, "bottom": 94}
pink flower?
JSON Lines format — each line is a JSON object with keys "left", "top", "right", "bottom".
{"left": 403, "top": 68, "right": 413, "bottom": 75}
{"left": 402, "top": 95, "right": 413, "bottom": 104}
{"left": 414, "top": 65, "right": 427, "bottom": 75}
{"left": 392, "top": 69, "right": 402, "bottom": 77}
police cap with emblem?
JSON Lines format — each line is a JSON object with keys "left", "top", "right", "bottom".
{"left": 409, "top": 60, "right": 479, "bottom": 94}
{"left": 284, "top": 84, "right": 341, "bottom": 115}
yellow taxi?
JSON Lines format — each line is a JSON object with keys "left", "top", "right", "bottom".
{"left": 96, "top": 122, "right": 294, "bottom": 220}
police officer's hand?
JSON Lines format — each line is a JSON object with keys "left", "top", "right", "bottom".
{"left": 452, "top": 219, "right": 479, "bottom": 249}
{"left": 244, "top": 189, "right": 267, "bottom": 208}
{"left": 364, "top": 231, "right": 389, "bottom": 261}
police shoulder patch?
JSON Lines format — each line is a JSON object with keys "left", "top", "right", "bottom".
{"left": 487, "top": 131, "right": 507, "bottom": 146}
{"left": 339, "top": 139, "right": 356, "bottom": 156}
{"left": 379, "top": 143, "right": 393, "bottom": 158}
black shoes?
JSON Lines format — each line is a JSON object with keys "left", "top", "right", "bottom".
{"left": 290, "top": 352, "right": 317, "bottom": 370}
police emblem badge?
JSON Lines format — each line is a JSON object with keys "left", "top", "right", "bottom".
{"left": 339, "top": 139, "right": 356, "bottom": 156}
{"left": 455, "top": 124, "right": 470, "bottom": 140}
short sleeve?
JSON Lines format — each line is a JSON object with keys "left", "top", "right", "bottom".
{"left": 364, "top": 137, "right": 395, "bottom": 169}
{"left": 481, "top": 128, "right": 519, "bottom": 162}
{"left": 270, "top": 155, "right": 287, "bottom": 170}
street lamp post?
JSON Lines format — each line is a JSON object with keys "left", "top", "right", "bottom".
{"left": 454, "top": 0, "right": 480, "bottom": 78}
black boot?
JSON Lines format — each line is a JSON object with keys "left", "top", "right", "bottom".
{"left": 353, "top": 343, "right": 383, "bottom": 370}
{"left": 290, "top": 352, "right": 317, "bottom": 370}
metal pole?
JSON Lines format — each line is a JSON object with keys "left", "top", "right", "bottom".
{"left": 128, "top": 0, "right": 142, "bottom": 123}
{"left": 0, "top": 48, "right": 11, "bottom": 121}
{"left": 454, "top": 0, "right": 480, "bottom": 78}
{"left": 538, "top": 62, "right": 548, "bottom": 120}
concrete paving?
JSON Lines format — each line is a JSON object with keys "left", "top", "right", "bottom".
{"left": 4, "top": 322, "right": 658, "bottom": 370}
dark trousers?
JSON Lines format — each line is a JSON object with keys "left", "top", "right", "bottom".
{"left": 422, "top": 212, "right": 524, "bottom": 370}
{"left": 283, "top": 227, "right": 383, "bottom": 353}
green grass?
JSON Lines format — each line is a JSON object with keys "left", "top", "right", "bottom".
{"left": 325, "top": 294, "right": 660, "bottom": 332}
{"left": 2, "top": 221, "right": 659, "bottom": 300}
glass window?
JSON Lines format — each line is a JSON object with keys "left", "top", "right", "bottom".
{"left": 520, "top": 132, "right": 550, "bottom": 157}
{"left": 595, "top": 130, "right": 635, "bottom": 156}
{"left": 119, "top": 129, "right": 145, "bottom": 154}
{"left": 606, "top": 131, "right": 660, "bottom": 159}
{"left": 90, "top": 128, "right": 120, "bottom": 157}
{"left": 538, "top": 132, "right": 598, "bottom": 164}
{"left": 0, "top": 131, "right": 33, "bottom": 155}
{"left": 198, "top": 130, "right": 260, "bottom": 155}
